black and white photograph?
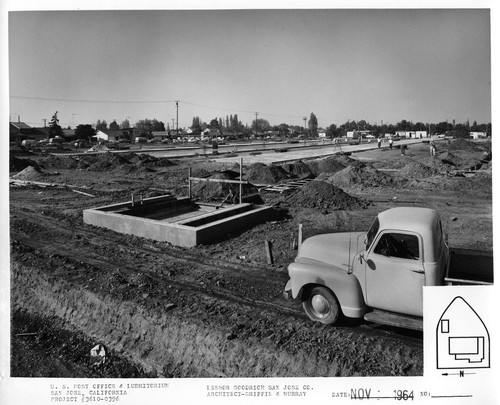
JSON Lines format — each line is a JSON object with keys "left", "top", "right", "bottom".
{"left": 1, "top": 1, "right": 497, "bottom": 404}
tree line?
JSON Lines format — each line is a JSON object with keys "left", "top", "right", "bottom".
{"left": 67, "top": 112, "right": 491, "bottom": 141}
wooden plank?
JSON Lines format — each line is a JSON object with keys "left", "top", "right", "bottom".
{"left": 189, "top": 177, "right": 249, "bottom": 185}
{"left": 363, "top": 309, "right": 423, "bottom": 331}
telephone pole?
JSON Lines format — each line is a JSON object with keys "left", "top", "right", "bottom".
{"left": 255, "top": 112, "right": 259, "bottom": 137}
{"left": 176, "top": 101, "right": 179, "bottom": 136}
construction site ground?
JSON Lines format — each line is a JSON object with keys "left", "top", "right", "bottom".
{"left": 8, "top": 138, "right": 492, "bottom": 378}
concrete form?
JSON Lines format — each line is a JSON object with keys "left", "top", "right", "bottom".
{"left": 83, "top": 195, "right": 276, "bottom": 247}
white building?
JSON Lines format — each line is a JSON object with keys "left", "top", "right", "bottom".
{"left": 470, "top": 131, "right": 487, "bottom": 139}
{"left": 95, "top": 130, "right": 109, "bottom": 142}
{"left": 346, "top": 130, "right": 371, "bottom": 139}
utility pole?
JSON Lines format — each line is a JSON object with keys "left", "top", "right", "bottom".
{"left": 255, "top": 112, "right": 258, "bottom": 137}
{"left": 176, "top": 101, "right": 179, "bottom": 136}
{"left": 303, "top": 116, "right": 306, "bottom": 133}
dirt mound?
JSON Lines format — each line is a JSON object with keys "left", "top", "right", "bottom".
{"left": 482, "top": 161, "right": 492, "bottom": 172}
{"left": 40, "top": 155, "right": 79, "bottom": 170}
{"left": 325, "top": 164, "right": 397, "bottom": 187}
{"left": 448, "top": 138, "right": 485, "bottom": 151}
{"left": 191, "top": 167, "right": 212, "bottom": 178}
{"left": 280, "top": 161, "right": 314, "bottom": 178}
{"left": 438, "top": 152, "right": 461, "bottom": 167}
{"left": 191, "top": 172, "right": 259, "bottom": 203}
{"left": 245, "top": 163, "right": 289, "bottom": 184}
{"left": 10, "top": 156, "right": 39, "bottom": 172}
{"left": 11, "top": 166, "right": 47, "bottom": 182}
{"left": 85, "top": 153, "right": 133, "bottom": 172}
{"left": 399, "top": 161, "right": 440, "bottom": 178}
{"left": 381, "top": 156, "right": 416, "bottom": 170}
{"left": 134, "top": 154, "right": 176, "bottom": 168}
{"left": 307, "top": 155, "right": 353, "bottom": 176}
{"left": 436, "top": 151, "right": 482, "bottom": 171}
{"left": 287, "top": 180, "right": 365, "bottom": 210}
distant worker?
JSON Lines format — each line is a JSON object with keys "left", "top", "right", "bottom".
{"left": 389, "top": 138, "right": 393, "bottom": 150}
{"left": 377, "top": 137, "right": 382, "bottom": 149}
{"left": 430, "top": 140, "right": 436, "bottom": 157}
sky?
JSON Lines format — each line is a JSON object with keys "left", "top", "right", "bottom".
{"left": 7, "top": 7, "right": 492, "bottom": 130}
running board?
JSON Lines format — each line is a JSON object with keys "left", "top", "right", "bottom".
{"left": 363, "top": 310, "right": 423, "bottom": 331}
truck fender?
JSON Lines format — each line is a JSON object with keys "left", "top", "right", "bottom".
{"left": 287, "top": 260, "right": 367, "bottom": 319}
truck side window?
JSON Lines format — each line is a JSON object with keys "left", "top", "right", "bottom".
{"left": 373, "top": 233, "right": 420, "bottom": 260}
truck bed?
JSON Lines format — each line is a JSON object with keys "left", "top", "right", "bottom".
{"left": 445, "top": 248, "right": 493, "bottom": 285}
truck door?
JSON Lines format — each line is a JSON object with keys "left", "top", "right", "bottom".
{"left": 364, "top": 231, "right": 424, "bottom": 316}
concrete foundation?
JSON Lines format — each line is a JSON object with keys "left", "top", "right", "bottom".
{"left": 83, "top": 195, "right": 276, "bottom": 247}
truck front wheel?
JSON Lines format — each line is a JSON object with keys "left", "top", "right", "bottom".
{"left": 302, "top": 286, "right": 341, "bottom": 325}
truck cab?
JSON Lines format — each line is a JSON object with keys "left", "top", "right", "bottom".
{"left": 285, "top": 207, "right": 450, "bottom": 328}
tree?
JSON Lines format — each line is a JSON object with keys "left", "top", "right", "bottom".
{"left": 229, "top": 114, "right": 243, "bottom": 132}
{"left": 75, "top": 124, "right": 95, "bottom": 140}
{"left": 251, "top": 118, "right": 271, "bottom": 134}
{"left": 48, "top": 111, "right": 63, "bottom": 138}
{"left": 121, "top": 119, "right": 131, "bottom": 129}
{"left": 308, "top": 113, "right": 318, "bottom": 137}
{"left": 326, "top": 123, "right": 338, "bottom": 139}
{"left": 109, "top": 120, "right": 119, "bottom": 131}
{"left": 396, "top": 119, "right": 411, "bottom": 131}
{"left": 209, "top": 118, "right": 219, "bottom": 129}
{"left": 277, "top": 123, "right": 290, "bottom": 137}
{"left": 435, "top": 121, "right": 449, "bottom": 135}
{"left": 96, "top": 119, "right": 108, "bottom": 131}
{"left": 135, "top": 119, "right": 165, "bottom": 132}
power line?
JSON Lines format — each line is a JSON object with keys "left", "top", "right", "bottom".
{"left": 10, "top": 95, "right": 178, "bottom": 104}
{"left": 11, "top": 95, "right": 306, "bottom": 120}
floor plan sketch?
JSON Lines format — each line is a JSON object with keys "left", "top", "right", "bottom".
{"left": 436, "top": 296, "right": 490, "bottom": 369}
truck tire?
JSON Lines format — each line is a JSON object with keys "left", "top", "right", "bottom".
{"left": 302, "top": 286, "right": 341, "bottom": 325}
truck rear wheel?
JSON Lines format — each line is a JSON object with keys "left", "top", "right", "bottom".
{"left": 302, "top": 286, "right": 341, "bottom": 325}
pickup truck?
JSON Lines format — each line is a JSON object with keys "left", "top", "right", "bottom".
{"left": 284, "top": 207, "right": 493, "bottom": 330}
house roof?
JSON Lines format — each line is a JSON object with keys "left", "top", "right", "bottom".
{"left": 10, "top": 122, "right": 32, "bottom": 130}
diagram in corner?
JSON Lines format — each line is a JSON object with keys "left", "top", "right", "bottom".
{"left": 436, "top": 296, "right": 490, "bottom": 369}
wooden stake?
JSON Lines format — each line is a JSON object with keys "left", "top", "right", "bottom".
{"left": 265, "top": 240, "right": 274, "bottom": 265}
{"left": 298, "top": 224, "right": 303, "bottom": 249}
{"left": 239, "top": 157, "right": 243, "bottom": 204}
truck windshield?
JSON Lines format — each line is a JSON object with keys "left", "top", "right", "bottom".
{"left": 365, "top": 217, "right": 379, "bottom": 249}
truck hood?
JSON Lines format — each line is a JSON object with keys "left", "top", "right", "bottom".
{"left": 296, "top": 232, "right": 366, "bottom": 270}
